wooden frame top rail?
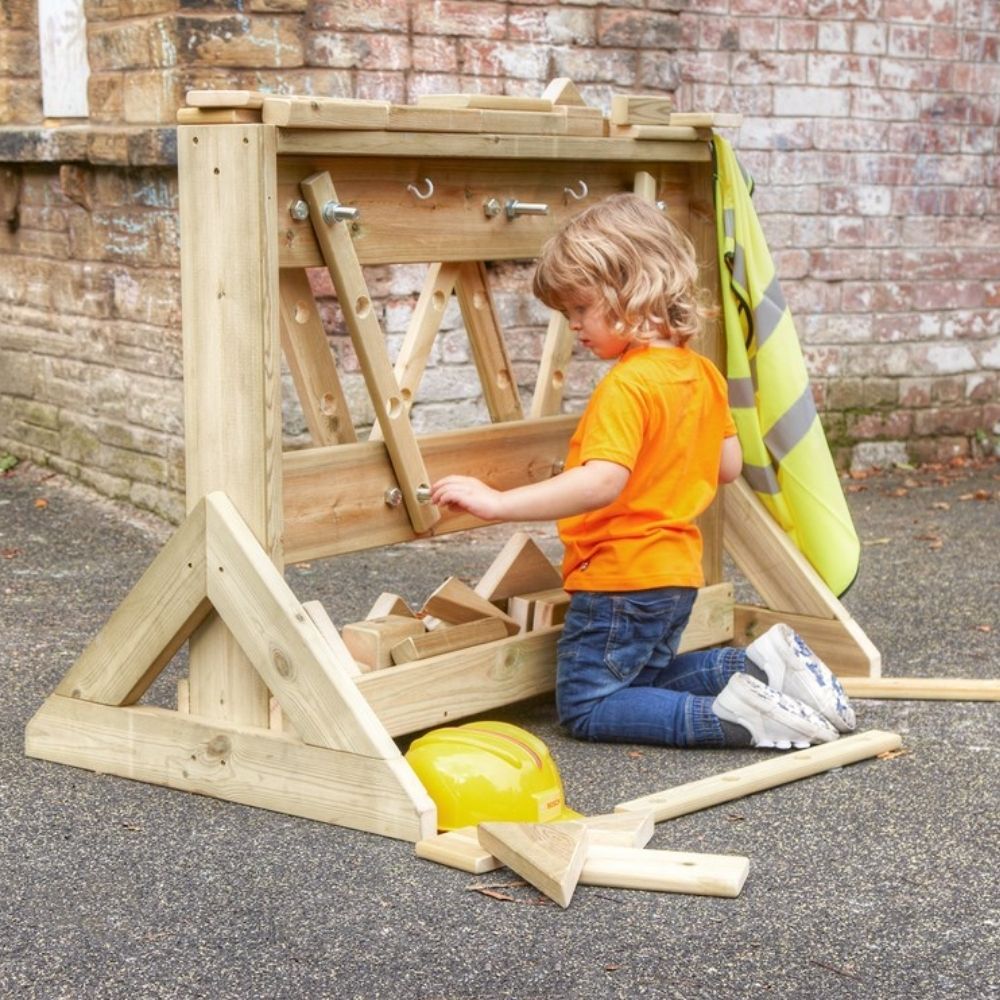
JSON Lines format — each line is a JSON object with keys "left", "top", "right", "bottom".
{"left": 277, "top": 157, "right": 697, "bottom": 267}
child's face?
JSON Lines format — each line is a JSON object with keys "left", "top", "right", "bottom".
{"left": 562, "top": 294, "right": 630, "bottom": 361}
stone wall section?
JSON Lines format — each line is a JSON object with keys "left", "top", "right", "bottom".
{"left": 1, "top": 0, "right": 998, "bottom": 522}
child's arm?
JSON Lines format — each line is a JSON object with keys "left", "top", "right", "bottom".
{"left": 719, "top": 434, "right": 743, "bottom": 484}
{"left": 431, "top": 460, "right": 629, "bottom": 523}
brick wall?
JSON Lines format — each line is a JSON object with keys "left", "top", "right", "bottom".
{"left": 1, "top": 1, "right": 998, "bottom": 522}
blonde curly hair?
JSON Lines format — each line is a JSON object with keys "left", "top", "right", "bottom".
{"left": 533, "top": 193, "right": 705, "bottom": 345}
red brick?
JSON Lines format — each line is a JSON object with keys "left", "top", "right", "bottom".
{"left": 355, "top": 71, "right": 406, "bottom": 102}
{"left": 807, "top": 53, "right": 879, "bottom": 86}
{"left": 308, "top": 31, "right": 410, "bottom": 70}
{"left": 852, "top": 22, "right": 887, "bottom": 54}
{"left": 310, "top": 0, "right": 408, "bottom": 31}
{"left": 597, "top": 10, "right": 682, "bottom": 48}
{"left": 847, "top": 409, "right": 913, "bottom": 440}
{"left": 507, "top": 6, "right": 596, "bottom": 45}
{"left": 888, "top": 24, "right": 930, "bottom": 56}
{"left": 458, "top": 40, "right": 550, "bottom": 79}
{"left": 551, "top": 47, "right": 636, "bottom": 85}
{"left": 732, "top": 52, "right": 807, "bottom": 86}
{"left": 411, "top": 37, "right": 458, "bottom": 73}
{"left": 699, "top": 16, "right": 739, "bottom": 50}
{"left": 179, "top": 16, "right": 304, "bottom": 69}
{"left": 412, "top": 1, "right": 507, "bottom": 38}
{"left": 778, "top": 20, "right": 818, "bottom": 50}
{"left": 928, "top": 26, "right": 960, "bottom": 58}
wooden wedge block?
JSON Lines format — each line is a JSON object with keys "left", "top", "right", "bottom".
{"left": 185, "top": 89, "right": 266, "bottom": 109}
{"left": 386, "top": 105, "right": 483, "bottom": 133}
{"left": 541, "top": 77, "right": 588, "bottom": 107}
{"left": 366, "top": 592, "right": 417, "bottom": 620}
{"left": 840, "top": 677, "right": 1000, "bottom": 701}
{"left": 422, "top": 577, "right": 520, "bottom": 634}
{"left": 478, "top": 821, "right": 589, "bottom": 908}
{"left": 581, "top": 846, "right": 749, "bottom": 898}
{"left": 302, "top": 600, "right": 362, "bottom": 678}
{"left": 176, "top": 107, "right": 262, "bottom": 125}
{"left": 389, "top": 617, "right": 509, "bottom": 665}
{"left": 342, "top": 615, "right": 427, "bottom": 671}
{"left": 262, "top": 96, "right": 390, "bottom": 129}
{"left": 417, "top": 94, "right": 553, "bottom": 112}
{"left": 474, "top": 531, "right": 563, "bottom": 602}
{"left": 668, "top": 111, "right": 743, "bottom": 128}
{"left": 615, "top": 730, "right": 903, "bottom": 823}
{"left": 611, "top": 93, "right": 674, "bottom": 126}
{"left": 415, "top": 810, "right": 657, "bottom": 875}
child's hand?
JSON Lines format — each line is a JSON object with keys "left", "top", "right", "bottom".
{"left": 430, "top": 475, "right": 504, "bottom": 522}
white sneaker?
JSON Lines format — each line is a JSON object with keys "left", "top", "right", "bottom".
{"left": 713, "top": 673, "right": 840, "bottom": 749}
{"left": 745, "top": 624, "right": 857, "bottom": 733}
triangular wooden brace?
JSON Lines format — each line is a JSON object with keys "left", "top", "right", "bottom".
{"left": 477, "top": 820, "right": 589, "bottom": 908}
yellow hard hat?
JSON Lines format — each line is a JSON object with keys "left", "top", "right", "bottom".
{"left": 405, "top": 721, "right": 581, "bottom": 831}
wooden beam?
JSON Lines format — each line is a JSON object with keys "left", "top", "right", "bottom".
{"left": 669, "top": 111, "right": 743, "bottom": 128}
{"left": 185, "top": 89, "right": 267, "bottom": 109}
{"left": 611, "top": 94, "right": 674, "bottom": 126}
{"left": 840, "top": 677, "right": 1000, "bottom": 702}
{"left": 418, "top": 94, "right": 553, "bottom": 112}
{"left": 25, "top": 696, "right": 435, "bottom": 842}
{"left": 302, "top": 600, "right": 362, "bottom": 679}
{"left": 478, "top": 821, "right": 589, "bottom": 908}
{"left": 615, "top": 730, "right": 902, "bottom": 823}
{"left": 54, "top": 499, "right": 210, "bottom": 706}
{"left": 262, "top": 96, "right": 390, "bottom": 129}
{"left": 529, "top": 311, "right": 574, "bottom": 418}
{"left": 300, "top": 170, "right": 439, "bottom": 535}
{"left": 176, "top": 108, "right": 262, "bottom": 125}
{"left": 342, "top": 615, "right": 427, "bottom": 671}
{"left": 389, "top": 618, "right": 510, "bottom": 666}
{"left": 581, "top": 845, "right": 749, "bottom": 898}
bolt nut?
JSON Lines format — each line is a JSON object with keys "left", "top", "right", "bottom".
{"left": 289, "top": 199, "right": 310, "bottom": 221}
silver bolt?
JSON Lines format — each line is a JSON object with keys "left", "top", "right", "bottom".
{"left": 415, "top": 484, "right": 432, "bottom": 504}
{"left": 289, "top": 199, "right": 309, "bottom": 221}
{"left": 483, "top": 197, "right": 502, "bottom": 218}
{"left": 384, "top": 487, "right": 403, "bottom": 507}
{"left": 506, "top": 200, "right": 549, "bottom": 219}
{"left": 322, "top": 201, "right": 360, "bottom": 225}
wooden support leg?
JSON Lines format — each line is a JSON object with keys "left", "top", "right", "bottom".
{"left": 300, "top": 171, "right": 440, "bottom": 534}
{"left": 279, "top": 268, "right": 357, "bottom": 446}
{"left": 455, "top": 261, "right": 524, "bottom": 423}
{"left": 530, "top": 311, "right": 574, "bottom": 418}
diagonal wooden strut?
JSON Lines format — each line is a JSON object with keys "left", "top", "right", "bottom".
{"left": 300, "top": 171, "right": 440, "bottom": 534}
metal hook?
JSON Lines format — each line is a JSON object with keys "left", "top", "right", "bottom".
{"left": 563, "top": 180, "right": 588, "bottom": 202}
{"left": 406, "top": 177, "right": 434, "bottom": 201}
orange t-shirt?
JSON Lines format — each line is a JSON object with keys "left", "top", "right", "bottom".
{"left": 558, "top": 344, "right": 737, "bottom": 592}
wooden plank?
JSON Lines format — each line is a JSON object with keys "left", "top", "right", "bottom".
{"left": 279, "top": 267, "right": 357, "bottom": 446}
{"left": 581, "top": 845, "right": 749, "bottom": 898}
{"left": 723, "top": 478, "right": 881, "bottom": 677}
{"left": 370, "top": 262, "right": 459, "bottom": 443}
{"left": 283, "top": 415, "right": 576, "bottom": 562}
{"left": 275, "top": 130, "right": 712, "bottom": 165}
{"left": 421, "top": 577, "right": 520, "bottom": 633}
{"left": 262, "top": 96, "right": 390, "bottom": 129}
{"left": 418, "top": 94, "right": 553, "bottom": 112}
{"left": 733, "top": 604, "right": 879, "bottom": 678}
{"left": 610, "top": 124, "right": 706, "bottom": 142}
{"left": 455, "top": 261, "right": 524, "bottom": 424}
{"left": 615, "top": 730, "right": 903, "bottom": 823}
{"left": 204, "top": 492, "right": 399, "bottom": 756}
{"left": 54, "top": 499, "right": 210, "bottom": 706}
{"left": 302, "top": 600, "right": 362, "bottom": 679}
{"left": 479, "top": 110, "right": 567, "bottom": 136}
{"left": 356, "top": 584, "right": 734, "bottom": 736}
{"left": 176, "top": 108, "right": 262, "bottom": 125}
{"left": 185, "top": 89, "right": 267, "bottom": 109}
{"left": 669, "top": 111, "right": 743, "bottom": 128}
{"left": 840, "top": 677, "right": 1000, "bottom": 702}
{"left": 474, "top": 530, "right": 562, "bottom": 602}
{"left": 386, "top": 105, "right": 484, "bottom": 133}
{"left": 633, "top": 169, "right": 658, "bottom": 202}
{"left": 180, "top": 122, "right": 280, "bottom": 727}
{"left": 300, "top": 171, "right": 440, "bottom": 535}
{"left": 25, "top": 696, "right": 436, "bottom": 842}
{"left": 478, "top": 821, "right": 589, "bottom": 908}
{"left": 342, "top": 615, "right": 427, "bottom": 671}
{"left": 529, "top": 311, "right": 574, "bottom": 418}
{"left": 611, "top": 94, "right": 674, "bottom": 126}
{"left": 389, "top": 618, "right": 510, "bottom": 666}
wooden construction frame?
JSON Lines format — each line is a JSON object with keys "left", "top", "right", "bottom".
{"left": 26, "top": 91, "right": 880, "bottom": 841}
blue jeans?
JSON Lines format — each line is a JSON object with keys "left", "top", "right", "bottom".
{"left": 556, "top": 587, "right": 747, "bottom": 747}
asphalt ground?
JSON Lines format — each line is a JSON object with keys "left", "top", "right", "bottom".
{"left": 1, "top": 457, "right": 998, "bottom": 1000}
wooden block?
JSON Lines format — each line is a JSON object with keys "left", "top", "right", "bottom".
{"left": 389, "top": 617, "right": 509, "bottom": 665}
{"left": 581, "top": 845, "right": 749, "bottom": 898}
{"left": 366, "top": 592, "right": 417, "bottom": 620}
{"left": 560, "top": 114, "right": 607, "bottom": 137}
{"left": 541, "top": 78, "right": 587, "bottom": 107}
{"left": 610, "top": 93, "right": 674, "bottom": 126}
{"left": 840, "top": 677, "right": 1000, "bottom": 702}
{"left": 176, "top": 108, "right": 262, "bottom": 125}
{"left": 422, "top": 576, "right": 520, "bottom": 634}
{"left": 609, "top": 124, "right": 707, "bottom": 142}
{"left": 615, "top": 730, "right": 903, "bottom": 823}
{"left": 417, "top": 94, "right": 553, "bottom": 112}
{"left": 386, "top": 105, "right": 483, "bottom": 133}
{"left": 342, "top": 615, "right": 426, "bottom": 671}
{"left": 568, "top": 811, "right": 655, "bottom": 849}
{"left": 668, "top": 111, "right": 743, "bottom": 128}
{"left": 478, "top": 821, "right": 589, "bottom": 908}
{"left": 480, "top": 109, "right": 567, "bottom": 136}
{"left": 185, "top": 89, "right": 267, "bottom": 109}
{"left": 302, "top": 599, "right": 362, "bottom": 678}
{"left": 474, "top": 531, "right": 563, "bottom": 602}
{"left": 262, "top": 96, "right": 390, "bottom": 129}
{"left": 533, "top": 590, "right": 570, "bottom": 629}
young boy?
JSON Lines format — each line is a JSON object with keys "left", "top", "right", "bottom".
{"left": 431, "top": 194, "right": 855, "bottom": 750}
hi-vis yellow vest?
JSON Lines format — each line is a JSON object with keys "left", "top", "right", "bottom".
{"left": 713, "top": 136, "right": 860, "bottom": 596}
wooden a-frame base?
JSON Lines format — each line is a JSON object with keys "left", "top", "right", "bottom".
{"left": 25, "top": 491, "right": 436, "bottom": 842}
